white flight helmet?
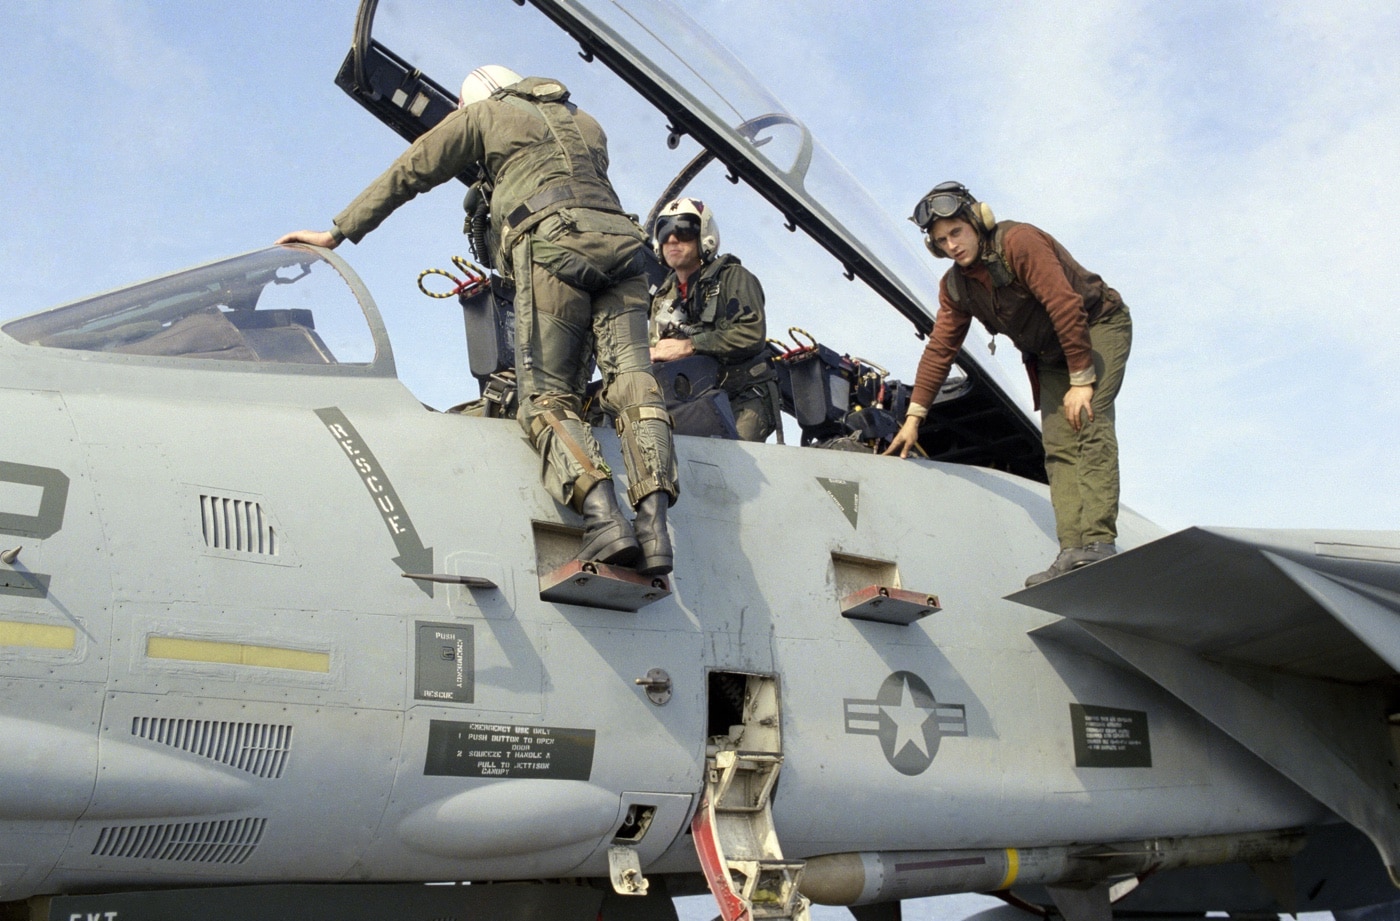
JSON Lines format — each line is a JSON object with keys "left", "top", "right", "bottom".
{"left": 653, "top": 197, "right": 720, "bottom": 263}
{"left": 457, "top": 65, "right": 523, "bottom": 109}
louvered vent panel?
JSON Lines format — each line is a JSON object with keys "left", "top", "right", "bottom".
{"left": 200, "top": 495, "right": 278, "bottom": 556}
{"left": 92, "top": 817, "right": 266, "bottom": 864}
{"left": 132, "top": 717, "right": 293, "bottom": 779}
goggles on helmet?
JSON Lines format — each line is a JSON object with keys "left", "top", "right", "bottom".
{"left": 655, "top": 214, "right": 701, "bottom": 244}
{"left": 911, "top": 181, "right": 973, "bottom": 230}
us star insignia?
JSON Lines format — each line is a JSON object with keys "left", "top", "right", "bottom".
{"left": 844, "top": 671, "right": 968, "bottom": 775}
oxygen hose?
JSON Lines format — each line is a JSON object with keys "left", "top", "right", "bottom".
{"left": 463, "top": 183, "right": 495, "bottom": 270}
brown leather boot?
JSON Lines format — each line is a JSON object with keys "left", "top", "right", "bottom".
{"left": 1023, "top": 548, "right": 1078, "bottom": 588}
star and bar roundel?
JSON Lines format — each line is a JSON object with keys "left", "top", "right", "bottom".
{"left": 844, "top": 671, "right": 968, "bottom": 775}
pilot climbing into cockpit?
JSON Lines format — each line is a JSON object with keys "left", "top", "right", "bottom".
{"left": 884, "top": 182, "right": 1133, "bottom": 588}
{"left": 277, "top": 65, "right": 679, "bottom": 576}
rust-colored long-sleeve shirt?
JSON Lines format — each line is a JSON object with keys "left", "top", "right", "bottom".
{"left": 909, "top": 223, "right": 1101, "bottom": 411}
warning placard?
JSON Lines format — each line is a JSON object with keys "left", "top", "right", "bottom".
{"left": 1070, "top": 704, "right": 1152, "bottom": 768}
{"left": 424, "top": 720, "right": 595, "bottom": 780}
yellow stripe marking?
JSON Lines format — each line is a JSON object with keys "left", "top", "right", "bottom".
{"left": 146, "top": 636, "right": 330, "bottom": 673}
{"left": 997, "top": 848, "right": 1020, "bottom": 890}
{"left": 0, "top": 620, "right": 76, "bottom": 650}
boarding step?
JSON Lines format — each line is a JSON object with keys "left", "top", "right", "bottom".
{"left": 840, "top": 583, "right": 940, "bottom": 626}
{"left": 725, "top": 858, "right": 808, "bottom": 920}
{"left": 692, "top": 790, "right": 811, "bottom": 921}
{"left": 695, "top": 751, "right": 810, "bottom": 920}
{"left": 710, "top": 749, "right": 783, "bottom": 814}
{"left": 538, "top": 559, "right": 671, "bottom": 612}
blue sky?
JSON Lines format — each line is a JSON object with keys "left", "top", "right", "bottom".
{"left": 2, "top": 0, "right": 1397, "bottom": 541}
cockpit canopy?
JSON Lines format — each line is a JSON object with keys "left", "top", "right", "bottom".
{"left": 2, "top": 247, "right": 387, "bottom": 373}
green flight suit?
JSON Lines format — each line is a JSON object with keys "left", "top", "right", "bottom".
{"left": 331, "top": 77, "right": 677, "bottom": 512}
{"left": 650, "top": 254, "right": 778, "bottom": 442}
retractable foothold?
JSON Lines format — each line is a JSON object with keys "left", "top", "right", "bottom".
{"left": 608, "top": 845, "right": 649, "bottom": 896}
{"left": 840, "top": 584, "right": 941, "bottom": 626}
{"left": 539, "top": 559, "right": 671, "bottom": 612}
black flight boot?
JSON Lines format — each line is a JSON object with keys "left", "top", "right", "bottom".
{"left": 577, "top": 485, "right": 640, "bottom": 567}
{"left": 632, "top": 492, "right": 673, "bottom": 576}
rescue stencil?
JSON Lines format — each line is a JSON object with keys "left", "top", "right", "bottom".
{"left": 415, "top": 622, "right": 473, "bottom": 703}
{"left": 314, "top": 407, "right": 434, "bottom": 595}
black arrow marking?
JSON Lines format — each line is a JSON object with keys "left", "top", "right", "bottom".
{"left": 315, "top": 407, "right": 434, "bottom": 598}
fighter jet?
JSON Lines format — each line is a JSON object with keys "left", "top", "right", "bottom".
{"left": 1, "top": 3, "right": 1397, "bottom": 921}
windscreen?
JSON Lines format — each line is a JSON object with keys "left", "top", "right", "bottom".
{"left": 3, "top": 247, "right": 381, "bottom": 369}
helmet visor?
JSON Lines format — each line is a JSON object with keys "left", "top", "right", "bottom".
{"left": 655, "top": 214, "right": 701, "bottom": 244}
{"left": 912, "top": 182, "right": 971, "bottom": 229}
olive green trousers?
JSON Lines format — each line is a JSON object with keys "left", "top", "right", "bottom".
{"left": 731, "top": 380, "right": 780, "bottom": 443}
{"left": 1037, "top": 305, "right": 1132, "bottom": 549}
{"left": 511, "top": 210, "right": 678, "bottom": 513}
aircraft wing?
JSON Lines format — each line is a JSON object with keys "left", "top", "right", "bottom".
{"left": 1014, "top": 527, "right": 1400, "bottom": 885}
{"left": 1015, "top": 527, "right": 1400, "bottom": 682}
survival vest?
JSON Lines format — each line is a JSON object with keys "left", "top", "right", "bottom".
{"left": 485, "top": 78, "right": 628, "bottom": 259}
{"left": 652, "top": 255, "right": 775, "bottom": 396}
{"left": 944, "top": 220, "right": 1123, "bottom": 365}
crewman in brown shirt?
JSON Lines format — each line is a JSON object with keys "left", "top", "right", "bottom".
{"left": 884, "top": 182, "right": 1132, "bottom": 587}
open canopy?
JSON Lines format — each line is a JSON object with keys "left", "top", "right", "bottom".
{"left": 336, "top": 0, "right": 1047, "bottom": 478}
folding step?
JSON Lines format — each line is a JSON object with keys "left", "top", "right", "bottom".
{"left": 693, "top": 787, "right": 810, "bottom": 921}
{"left": 538, "top": 559, "right": 671, "bottom": 612}
{"left": 727, "top": 858, "right": 808, "bottom": 920}
{"left": 693, "top": 675, "right": 809, "bottom": 921}
{"left": 711, "top": 750, "right": 782, "bottom": 814}
{"left": 840, "top": 583, "right": 940, "bottom": 626}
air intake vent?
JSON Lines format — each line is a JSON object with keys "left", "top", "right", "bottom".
{"left": 200, "top": 494, "right": 277, "bottom": 555}
{"left": 92, "top": 817, "right": 266, "bottom": 864}
{"left": 132, "top": 717, "right": 293, "bottom": 779}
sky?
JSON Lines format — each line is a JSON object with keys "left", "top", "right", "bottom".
{"left": 678, "top": 1, "right": 1400, "bottom": 535}
{"left": 1, "top": 3, "right": 1394, "bottom": 919}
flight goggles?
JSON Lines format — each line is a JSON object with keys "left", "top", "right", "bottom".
{"left": 655, "top": 214, "right": 701, "bottom": 243}
{"left": 911, "top": 181, "right": 973, "bottom": 230}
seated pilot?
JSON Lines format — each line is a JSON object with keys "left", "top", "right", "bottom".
{"left": 649, "top": 198, "right": 779, "bottom": 443}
